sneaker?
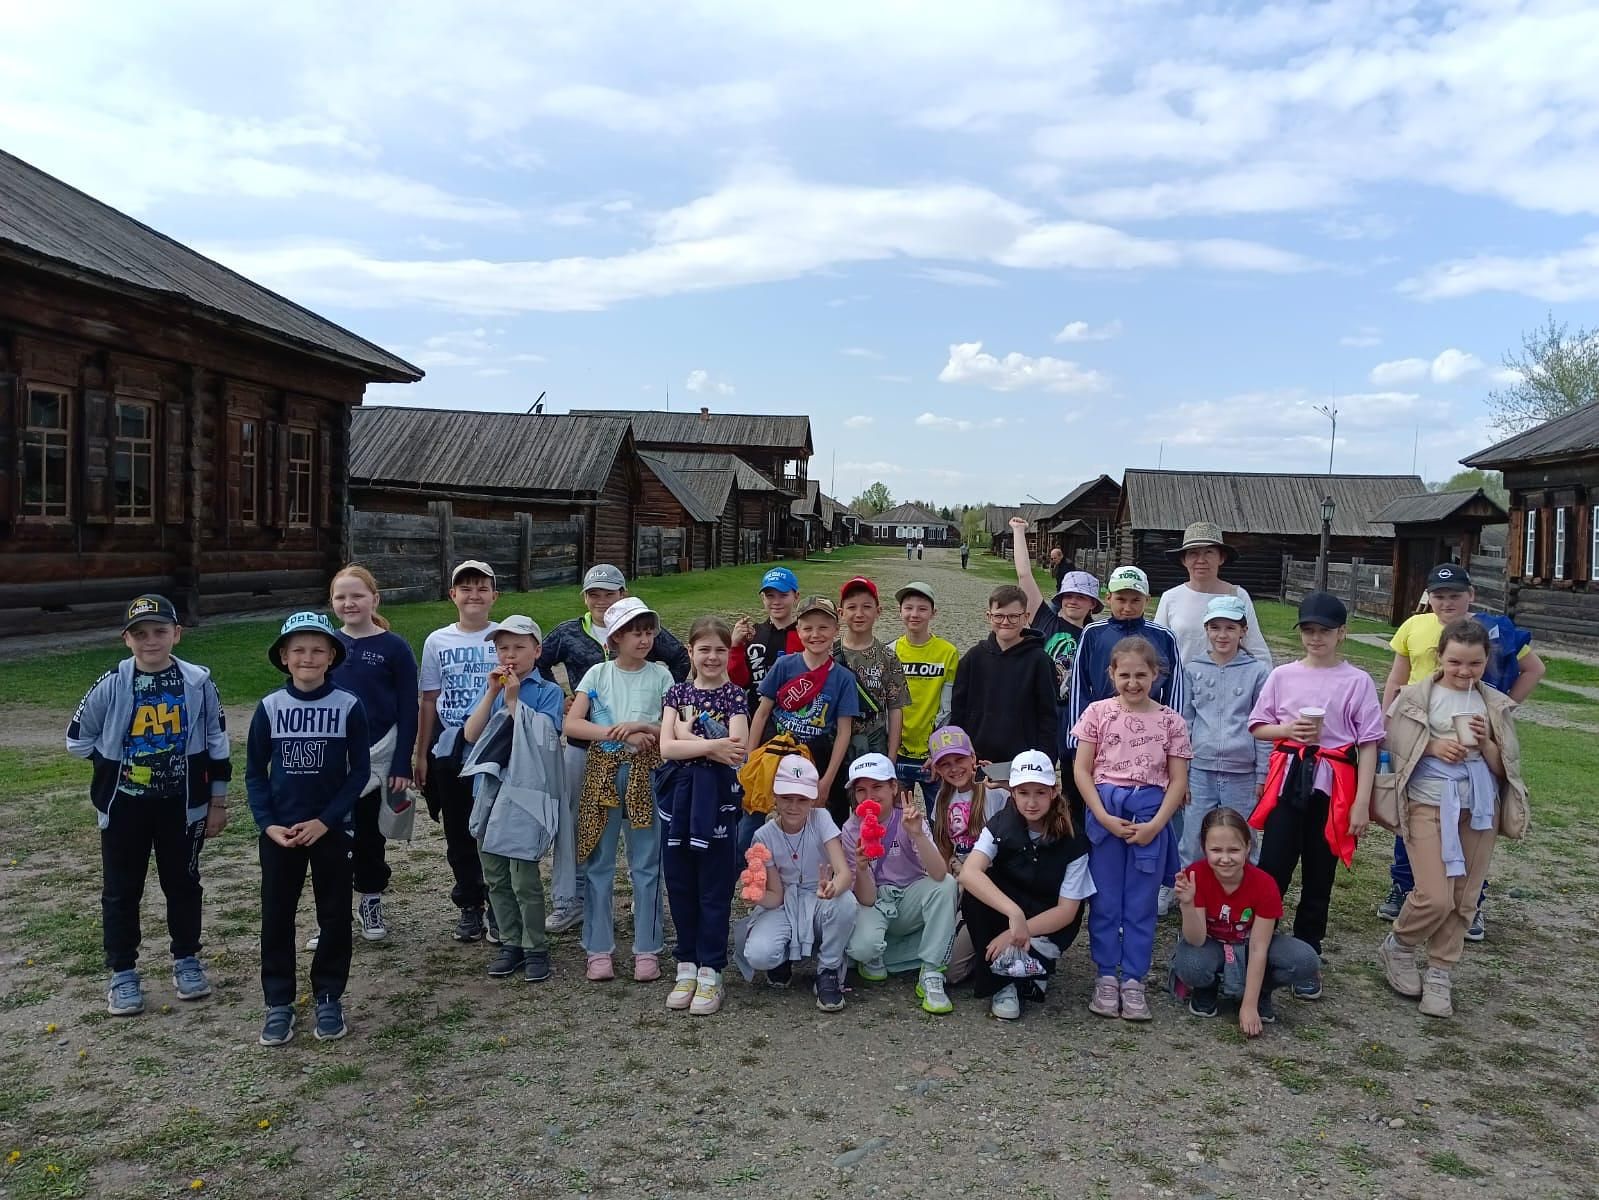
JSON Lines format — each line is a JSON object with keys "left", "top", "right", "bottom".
{"left": 1258, "top": 990, "right": 1278, "bottom": 1024}
{"left": 523, "top": 950, "right": 552, "bottom": 983}
{"left": 814, "top": 965, "right": 846, "bottom": 1012}
{"left": 586, "top": 952, "right": 614, "bottom": 982}
{"left": 1293, "top": 975, "right": 1323, "bottom": 1001}
{"left": 689, "top": 968, "right": 723, "bottom": 1015}
{"left": 313, "top": 997, "right": 348, "bottom": 1041}
{"left": 453, "top": 907, "right": 486, "bottom": 943}
{"left": 172, "top": 956, "right": 212, "bottom": 1001}
{"left": 358, "top": 895, "right": 388, "bottom": 942}
{"left": 633, "top": 952, "right": 661, "bottom": 983}
{"left": 1120, "top": 979, "right": 1153, "bottom": 1022}
{"left": 667, "top": 963, "right": 699, "bottom": 1010}
{"left": 486, "top": 946, "right": 526, "bottom": 978}
{"left": 856, "top": 956, "right": 888, "bottom": 982}
{"left": 1157, "top": 885, "right": 1175, "bottom": 917}
{"left": 990, "top": 983, "right": 1022, "bottom": 1020}
{"left": 1465, "top": 907, "right": 1486, "bottom": 943}
{"left": 916, "top": 970, "right": 953, "bottom": 1015}
{"left": 766, "top": 960, "right": 793, "bottom": 989}
{"left": 544, "top": 905, "right": 582, "bottom": 934}
{"left": 1377, "top": 933, "right": 1422, "bottom": 998}
{"left": 1088, "top": 974, "right": 1121, "bottom": 1018}
{"left": 484, "top": 907, "right": 501, "bottom": 945}
{"left": 1376, "top": 882, "right": 1406, "bottom": 921}
{"left": 305, "top": 927, "right": 322, "bottom": 951}
{"left": 258, "top": 1005, "right": 295, "bottom": 1047}
{"left": 107, "top": 969, "right": 144, "bottom": 1016}
{"left": 1187, "top": 985, "right": 1219, "bottom": 1018}
{"left": 1419, "top": 966, "right": 1453, "bottom": 1018}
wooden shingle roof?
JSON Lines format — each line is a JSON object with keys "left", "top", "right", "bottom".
{"left": 1368, "top": 489, "right": 1508, "bottom": 526}
{"left": 1119, "top": 469, "right": 1425, "bottom": 538}
{"left": 646, "top": 451, "right": 778, "bottom": 496}
{"left": 867, "top": 502, "right": 955, "bottom": 528}
{"left": 984, "top": 505, "right": 1021, "bottom": 535}
{"left": 567, "top": 408, "right": 812, "bottom": 454}
{"left": 639, "top": 452, "right": 722, "bottom": 523}
{"left": 1463, "top": 403, "right": 1599, "bottom": 468}
{"left": 350, "top": 407, "right": 629, "bottom": 497}
{"left": 0, "top": 150, "right": 421, "bottom": 383}
{"left": 790, "top": 480, "right": 822, "bottom": 519}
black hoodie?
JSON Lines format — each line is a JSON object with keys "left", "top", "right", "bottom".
{"left": 950, "top": 629, "right": 1057, "bottom": 764}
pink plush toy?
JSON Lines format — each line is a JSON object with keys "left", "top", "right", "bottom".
{"left": 739, "top": 844, "right": 774, "bottom": 901}
{"left": 856, "top": 799, "right": 887, "bottom": 861}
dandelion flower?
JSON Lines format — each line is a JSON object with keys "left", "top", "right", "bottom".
{"left": 45, "top": 1164, "right": 60, "bottom": 1175}
{"left": 6, "top": 1150, "right": 20, "bottom": 1165}
{"left": 43, "top": 1023, "right": 58, "bottom": 1035}
{"left": 257, "top": 1120, "right": 270, "bottom": 1130}
{"left": 190, "top": 1178, "right": 205, "bottom": 1190}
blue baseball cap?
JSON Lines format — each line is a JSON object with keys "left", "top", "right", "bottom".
{"left": 759, "top": 567, "right": 799, "bottom": 595}
{"left": 269, "top": 611, "right": 346, "bottom": 673}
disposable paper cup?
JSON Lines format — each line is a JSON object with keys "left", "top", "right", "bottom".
{"left": 1452, "top": 713, "right": 1480, "bottom": 747}
{"left": 1299, "top": 707, "right": 1326, "bottom": 736}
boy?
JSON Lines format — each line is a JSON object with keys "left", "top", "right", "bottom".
{"left": 835, "top": 576, "right": 910, "bottom": 766}
{"left": 416, "top": 560, "right": 500, "bottom": 943}
{"left": 729, "top": 566, "right": 802, "bottom": 715}
{"left": 1247, "top": 591, "right": 1384, "bottom": 1001}
{"left": 747, "top": 596, "right": 860, "bottom": 825}
{"left": 247, "top": 612, "right": 370, "bottom": 1046}
{"left": 67, "top": 594, "right": 231, "bottom": 1016}
{"left": 1180, "top": 595, "right": 1271, "bottom": 867}
{"left": 843, "top": 754, "right": 958, "bottom": 1014}
{"left": 463, "top": 615, "right": 567, "bottom": 984}
{"left": 950, "top": 584, "right": 1056, "bottom": 771}
{"left": 891, "top": 582, "right": 959, "bottom": 802}
{"left": 1378, "top": 563, "right": 1545, "bottom": 933}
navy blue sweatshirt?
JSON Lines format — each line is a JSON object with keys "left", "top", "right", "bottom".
{"left": 1064, "top": 615, "right": 1186, "bottom": 750}
{"left": 246, "top": 680, "right": 370, "bottom": 831}
{"left": 332, "top": 629, "right": 419, "bottom": 767}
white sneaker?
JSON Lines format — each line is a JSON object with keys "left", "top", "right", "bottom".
{"left": 666, "top": 963, "right": 698, "bottom": 1011}
{"left": 1157, "top": 886, "right": 1175, "bottom": 917}
{"left": 544, "top": 905, "right": 582, "bottom": 934}
{"left": 689, "top": 968, "right": 723, "bottom": 1015}
{"left": 990, "top": 983, "right": 1021, "bottom": 1020}
{"left": 916, "top": 970, "right": 953, "bottom": 1015}
{"left": 304, "top": 928, "right": 321, "bottom": 951}
{"left": 358, "top": 895, "right": 387, "bottom": 942}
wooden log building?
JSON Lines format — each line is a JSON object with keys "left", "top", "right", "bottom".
{"left": 1114, "top": 469, "right": 1425, "bottom": 596}
{"left": 1368, "top": 488, "right": 1509, "bottom": 625}
{"left": 1464, "top": 406, "right": 1599, "bottom": 651}
{"left": 1043, "top": 474, "right": 1120, "bottom": 565}
{"left": 641, "top": 450, "right": 780, "bottom": 566}
{"left": 862, "top": 503, "right": 960, "bottom": 545}
{"left": 0, "top": 149, "right": 422, "bottom": 635}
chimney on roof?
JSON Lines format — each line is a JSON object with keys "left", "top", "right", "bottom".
{"left": 699, "top": 406, "right": 710, "bottom": 420}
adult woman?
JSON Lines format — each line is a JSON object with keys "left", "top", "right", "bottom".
{"left": 1154, "top": 523, "right": 1272, "bottom": 668}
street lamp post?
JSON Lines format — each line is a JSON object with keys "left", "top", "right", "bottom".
{"left": 1313, "top": 403, "right": 1338, "bottom": 474}
{"left": 1315, "top": 494, "right": 1336, "bottom": 592}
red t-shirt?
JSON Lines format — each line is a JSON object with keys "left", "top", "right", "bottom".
{"left": 1184, "top": 861, "right": 1283, "bottom": 945}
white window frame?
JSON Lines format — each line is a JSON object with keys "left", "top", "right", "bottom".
{"left": 112, "top": 399, "right": 156, "bottom": 522}
{"left": 1591, "top": 505, "right": 1599, "bottom": 582}
{"left": 1524, "top": 507, "right": 1538, "bottom": 579}
{"left": 1554, "top": 507, "right": 1568, "bottom": 579}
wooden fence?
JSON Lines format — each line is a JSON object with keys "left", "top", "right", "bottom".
{"left": 346, "top": 503, "right": 583, "bottom": 602}
{"left": 634, "top": 526, "right": 686, "bottom": 576}
{"left": 1281, "top": 554, "right": 1507, "bottom": 620}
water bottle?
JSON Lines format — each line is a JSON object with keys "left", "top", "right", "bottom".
{"left": 588, "top": 690, "right": 626, "bottom": 752}
{"left": 1378, "top": 750, "right": 1392, "bottom": 774}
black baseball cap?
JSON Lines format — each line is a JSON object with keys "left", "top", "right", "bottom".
{"left": 122, "top": 594, "right": 179, "bottom": 632}
{"left": 1426, "top": 563, "right": 1473, "bottom": 593}
{"left": 1295, "top": 590, "right": 1348, "bottom": 629}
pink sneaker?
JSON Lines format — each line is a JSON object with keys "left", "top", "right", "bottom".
{"left": 633, "top": 952, "right": 661, "bottom": 982}
{"left": 1088, "top": 975, "right": 1121, "bottom": 1017}
{"left": 585, "top": 952, "right": 614, "bottom": 982}
{"left": 1120, "top": 979, "right": 1153, "bottom": 1022}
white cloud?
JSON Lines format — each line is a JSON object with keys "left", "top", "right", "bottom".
{"left": 1064, "top": 165, "right": 1347, "bottom": 222}
{"left": 1053, "top": 319, "right": 1122, "bottom": 343}
{"left": 842, "top": 415, "right": 875, "bottom": 429}
{"left": 914, "top": 411, "right": 1009, "bottom": 433}
{"left": 1369, "top": 358, "right": 1430, "bottom": 386}
{"left": 1490, "top": 367, "right": 1525, "bottom": 386}
{"left": 910, "top": 267, "right": 1003, "bottom": 288}
{"left": 1403, "top": 236, "right": 1599, "bottom": 303}
{"left": 1369, "top": 348, "right": 1484, "bottom": 386}
{"left": 1430, "top": 348, "right": 1483, "bottom": 385}
{"left": 1340, "top": 328, "right": 1381, "bottom": 348}
{"left": 938, "top": 342, "right": 1107, "bottom": 394}
{"left": 399, "top": 327, "right": 543, "bottom": 371}
{"left": 840, "top": 347, "right": 883, "bottom": 360}
{"left": 839, "top": 460, "right": 906, "bottom": 476}
{"left": 685, "top": 369, "right": 734, "bottom": 396}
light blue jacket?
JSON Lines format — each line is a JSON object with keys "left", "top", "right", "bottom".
{"left": 1182, "top": 650, "right": 1271, "bottom": 779}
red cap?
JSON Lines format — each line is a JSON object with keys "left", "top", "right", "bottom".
{"left": 839, "top": 576, "right": 878, "bottom": 601}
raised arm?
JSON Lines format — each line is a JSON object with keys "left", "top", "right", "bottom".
{"left": 1009, "top": 517, "right": 1045, "bottom": 622}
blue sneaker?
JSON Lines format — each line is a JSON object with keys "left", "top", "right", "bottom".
{"left": 172, "top": 956, "right": 212, "bottom": 1001}
{"left": 314, "top": 997, "right": 348, "bottom": 1041}
{"left": 258, "top": 1005, "right": 296, "bottom": 1047}
{"left": 1293, "top": 975, "right": 1323, "bottom": 1001}
{"left": 107, "top": 969, "right": 144, "bottom": 1016}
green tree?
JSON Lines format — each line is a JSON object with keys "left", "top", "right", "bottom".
{"left": 1487, "top": 313, "right": 1599, "bottom": 433}
{"left": 1429, "top": 468, "right": 1508, "bottom": 506}
{"left": 960, "top": 504, "right": 990, "bottom": 548}
{"left": 849, "top": 481, "right": 893, "bottom": 516}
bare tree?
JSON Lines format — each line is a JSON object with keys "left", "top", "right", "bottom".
{"left": 1486, "top": 313, "right": 1599, "bottom": 433}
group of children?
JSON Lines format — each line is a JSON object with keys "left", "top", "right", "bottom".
{"left": 65, "top": 539, "right": 1531, "bottom": 1043}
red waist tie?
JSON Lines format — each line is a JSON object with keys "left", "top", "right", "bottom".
{"left": 1250, "top": 740, "right": 1361, "bottom": 867}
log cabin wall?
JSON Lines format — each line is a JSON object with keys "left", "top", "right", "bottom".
{"left": 1503, "top": 461, "right": 1599, "bottom": 651}
{"left": 1130, "top": 528, "right": 1399, "bottom": 598}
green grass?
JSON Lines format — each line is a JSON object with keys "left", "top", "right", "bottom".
{"left": 1539, "top": 655, "right": 1599, "bottom": 688}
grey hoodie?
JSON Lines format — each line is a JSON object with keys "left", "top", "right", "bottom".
{"left": 1181, "top": 650, "right": 1271, "bottom": 778}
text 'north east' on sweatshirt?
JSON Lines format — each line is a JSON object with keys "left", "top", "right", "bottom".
{"left": 246, "top": 680, "right": 370, "bottom": 832}
{"left": 950, "top": 629, "right": 1058, "bottom": 765}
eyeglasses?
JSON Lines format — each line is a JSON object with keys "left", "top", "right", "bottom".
{"left": 987, "top": 610, "right": 1027, "bottom": 624}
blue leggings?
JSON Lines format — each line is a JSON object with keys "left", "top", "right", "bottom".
{"left": 1086, "top": 836, "right": 1163, "bottom": 981}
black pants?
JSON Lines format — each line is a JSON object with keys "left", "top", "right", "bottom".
{"left": 351, "top": 787, "right": 391, "bottom": 895}
{"left": 662, "top": 831, "right": 737, "bottom": 971}
{"left": 1257, "top": 789, "right": 1336, "bottom": 955}
{"left": 428, "top": 750, "right": 485, "bottom": 910}
{"left": 960, "top": 889, "right": 1081, "bottom": 999}
{"left": 259, "top": 831, "right": 353, "bottom": 1006}
{"left": 1058, "top": 745, "right": 1086, "bottom": 833}
{"left": 101, "top": 793, "right": 205, "bottom": 972}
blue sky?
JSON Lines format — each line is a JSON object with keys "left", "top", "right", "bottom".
{"left": 6, "top": 0, "right": 1599, "bottom": 506}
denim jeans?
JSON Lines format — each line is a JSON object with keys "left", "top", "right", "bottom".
{"left": 580, "top": 764, "right": 664, "bottom": 956}
{"left": 1182, "top": 767, "right": 1260, "bottom": 868}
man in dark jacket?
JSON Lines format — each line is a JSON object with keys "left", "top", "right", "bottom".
{"left": 950, "top": 585, "right": 1057, "bottom": 769}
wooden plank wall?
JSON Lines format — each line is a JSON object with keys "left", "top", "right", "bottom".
{"left": 347, "top": 503, "right": 582, "bottom": 601}
{"left": 1279, "top": 553, "right": 1508, "bottom": 620}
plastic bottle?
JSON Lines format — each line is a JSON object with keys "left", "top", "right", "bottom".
{"left": 1377, "top": 749, "right": 1392, "bottom": 774}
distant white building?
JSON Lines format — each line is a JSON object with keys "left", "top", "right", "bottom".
{"left": 864, "top": 503, "right": 960, "bottom": 544}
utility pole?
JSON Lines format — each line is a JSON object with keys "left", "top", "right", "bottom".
{"left": 1314, "top": 403, "right": 1338, "bottom": 473}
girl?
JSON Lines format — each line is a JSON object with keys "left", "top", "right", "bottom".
{"left": 658, "top": 617, "right": 750, "bottom": 1015}
{"left": 324, "top": 564, "right": 418, "bottom": 947}
{"left": 1171, "top": 808, "right": 1320, "bottom": 1035}
{"left": 929, "top": 725, "right": 1011, "bottom": 990}
{"left": 564, "top": 597, "right": 674, "bottom": 984}
{"left": 1376, "top": 620, "right": 1528, "bottom": 1019}
{"left": 735, "top": 755, "right": 858, "bottom": 1012}
{"left": 957, "top": 751, "right": 1094, "bottom": 1021}
{"left": 1072, "top": 636, "right": 1192, "bottom": 1021}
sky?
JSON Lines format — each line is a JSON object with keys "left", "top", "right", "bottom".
{"left": 5, "top": 0, "right": 1598, "bottom": 507}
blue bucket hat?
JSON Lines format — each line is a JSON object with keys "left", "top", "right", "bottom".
{"left": 269, "top": 611, "right": 346, "bottom": 673}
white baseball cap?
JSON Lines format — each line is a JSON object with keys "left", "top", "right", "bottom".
{"left": 1008, "top": 750, "right": 1057, "bottom": 788}
{"left": 847, "top": 753, "right": 897, "bottom": 788}
{"left": 772, "top": 755, "right": 819, "bottom": 799}
{"left": 487, "top": 615, "right": 544, "bottom": 642}
{"left": 1106, "top": 565, "right": 1150, "bottom": 596}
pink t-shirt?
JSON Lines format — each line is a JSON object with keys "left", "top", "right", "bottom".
{"left": 1070, "top": 698, "right": 1193, "bottom": 788}
{"left": 1247, "top": 661, "right": 1385, "bottom": 794}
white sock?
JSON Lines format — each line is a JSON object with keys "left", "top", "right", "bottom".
{"left": 675, "top": 962, "right": 697, "bottom": 982}
{"left": 696, "top": 967, "right": 720, "bottom": 983}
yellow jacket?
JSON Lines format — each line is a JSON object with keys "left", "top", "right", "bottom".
{"left": 736, "top": 734, "right": 814, "bottom": 815}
